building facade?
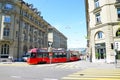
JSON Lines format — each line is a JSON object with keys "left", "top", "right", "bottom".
{"left": 0, "top": 0, "right": 50, "bottom": 61}
{"left": 85, "top": 0, "right": 120, "bottom": 63}
{"left": 48, "top": 26, "right": 67, "bottom": 50}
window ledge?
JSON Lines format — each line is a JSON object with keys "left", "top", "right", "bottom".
{"left": 95, "top": 22, "right": 102, "bottom": 26}
{"left": 93, "top": 7, "right": 101, "bottom": 14}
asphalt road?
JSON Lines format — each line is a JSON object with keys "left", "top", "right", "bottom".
{"left": 0, "top": 60, "right": 118, "bottom": 80}
{"left": 0, "top": 61, "right": 83, "bottom": 80}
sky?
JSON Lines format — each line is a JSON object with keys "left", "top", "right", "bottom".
{"left": 24, "top": 0, "right": 87, "bottom": 48}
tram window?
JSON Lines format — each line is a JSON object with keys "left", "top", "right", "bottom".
{"left": 31, "top": 53, "right": 36, "bottom": 58}
{"left": 62, "top": 53, "right": 66, "bottom": 57}
{"left": 59, "top": 53, "right": 63, "bottom": 57}
{"left": 53, "top": 53, "right": 58, "bottom": 58}
{"left": 37, "top": 53, "right": 42, "bottom": 58}
{"left": 43, "top": 53, "right": 49, "bottom": 57}
{"left": 71, "top": 53, "right": 76, "bottom": 57}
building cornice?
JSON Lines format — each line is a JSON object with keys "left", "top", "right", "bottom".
{"left": 90, "top": 22, "right": 119, "bottom": 30}
{"left": 90, "top": 3, "right": 115, "bottom": 14}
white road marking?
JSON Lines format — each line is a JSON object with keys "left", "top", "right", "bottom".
{"left": 43, "top": 78, "right": 58, "bottom": 80}
{"left": 11, "top": 76, "right": 21, "bottom": 78}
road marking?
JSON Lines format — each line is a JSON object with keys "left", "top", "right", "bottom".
{"left": 0, "top": 62, "right": 30, "bottom": 67}
{"left": 11, "top": 76, "right": 21, "bottom": 78}
{"left": 51, "top": 63, "right": 81, "bottom": 69}
{"left": 43, "top": 78, "right": 58, "bottom": 80}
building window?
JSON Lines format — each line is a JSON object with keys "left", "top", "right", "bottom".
{"left": 29, "top": 45, "right": 33, "bottom": 49}
{"left": 3, "top": 28, "right": 10, "bottom": 36}
{"left": 94, "top": 0, "right": 100, "bottom": 8}
{"left": 24, "top": 22, "right": 28, "bottom": 29}
{"left": 1, "top": 44, "right": 9, "bottom": 58}
{"left": 4, "top": 15, "right": 11, "bottom": 23}
{"left": 23, "top": 33, "right": 27, "bottom": 41}
{"left": 116, "top": 28, "right": 120, "bottom": 37}
{"left": 16, "top": 31, "right": 18, "bottom": 37}
{"left": 98, "top": 31, "right": 103, "bottom": 39}
{"left": 29, "top": 35, "right": 33, "bottom": 42}
{"left": 23, "top": 45, "right": 27, "bottom": 54}
{"left": 95, "top": 13, "right": 101, "bottom": 23}
{"left": 4, "top": 3, "right": 13, "bottom": 10}
{"left": 117, "top": 8, "right": 120, "bottom": 18}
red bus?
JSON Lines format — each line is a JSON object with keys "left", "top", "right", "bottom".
{"left": 26, "top": 48, "right": 67, "bottom": 64}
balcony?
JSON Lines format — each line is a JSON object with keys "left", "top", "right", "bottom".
{"left": 0, "top": 38, "right": 14, "bottom": 44}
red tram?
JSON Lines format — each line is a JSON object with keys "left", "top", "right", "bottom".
{"left": 26, "top": 48, "right": 67, "bottom": 64}
{"left": 68, "top": 50, "right": 80, "bottom": 61}
{"left": 26, "top": 48, "right": 80, "bottom": 65}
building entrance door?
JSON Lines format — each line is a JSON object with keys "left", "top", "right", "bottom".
{"left": 116, "top": 51, "right": 120, "bottom": 59}
{"left": 95, "top": 43, "right": 106, "bottom": 59}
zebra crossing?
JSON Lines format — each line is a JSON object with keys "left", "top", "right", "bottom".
{"left": 54, "top": 64, "right": 81, "bottom": 69}
{"left": 61, "top": 68, "right": 120, "bottom": 80}
{"left": 48, "top": 63, "right": 82, "bottom": 70}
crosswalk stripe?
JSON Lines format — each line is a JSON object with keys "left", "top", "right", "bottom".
{"left": 51, "top": 64, "right": 81, "bottom": 69}
{"left": 62, "top": 77, "right": 120, "bottom": 80}
{"left": 61, "top": 68, "right": 120, "bottom": 80}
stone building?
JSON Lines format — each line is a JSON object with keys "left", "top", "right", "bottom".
{"left": 85, "top": 0, "right": 120, "bottom": 63}
{"left": 0, "top": 0, "right": 50, "bottom": 61}
{"left": 48, "top": 26, "right": 67, "bottom": 50}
